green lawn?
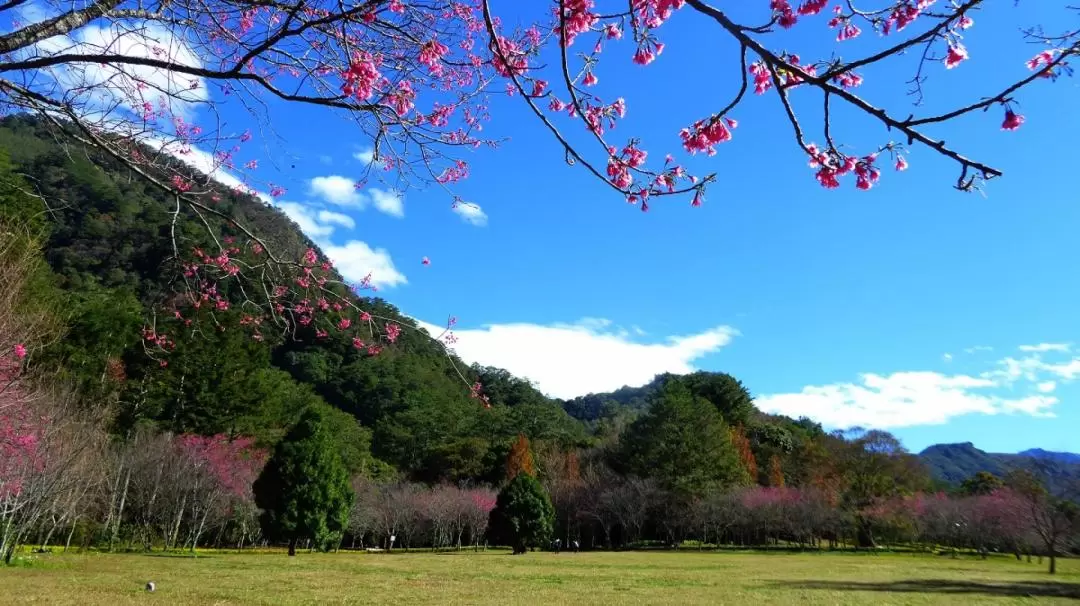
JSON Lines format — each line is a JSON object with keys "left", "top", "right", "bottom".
{"left": 2, "top": 549, "right": 1078, "bottom": 605}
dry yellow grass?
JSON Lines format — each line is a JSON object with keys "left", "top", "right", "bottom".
{"left": 1, "top": 549, "right": 1078, "bottom": 605}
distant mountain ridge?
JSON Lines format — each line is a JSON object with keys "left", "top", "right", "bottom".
{"left": 919, "top": 442, "right": 1080, "bottom": 494}
{"left": 1019, "top": 448, "right": 1080, "bottom": 464}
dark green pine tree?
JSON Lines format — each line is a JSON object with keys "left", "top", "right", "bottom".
{"left": 253, "top": 407, "right": 353, "bottom": 555}
{"left": 619, "top": 381, "right": 744, "bottom": 497}
{"left": 489, "top": 473, "right": 555, "bottom": 554}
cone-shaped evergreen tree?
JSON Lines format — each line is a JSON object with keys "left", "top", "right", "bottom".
{"left": 489, "top": 472, "right": 554, "bottom": 554}
{"left": 253, "top": 407, "right": 352, "bottom": 555}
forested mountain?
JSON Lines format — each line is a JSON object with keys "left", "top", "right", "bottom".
{"left": 1021, "top": 449, "right": 1080, "bottom": 465}
{"left": 919, "top": 442, "right": 1080, "bottom": 494}
{"left": 0, "top": 115, "right": 585, "bottom": 483}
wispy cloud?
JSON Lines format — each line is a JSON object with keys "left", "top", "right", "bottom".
{"left": 1018, "top": 343, "right": 1071, "bottom": 353}
{"left": 353, "top": 148, "right": 375, "bottom": 164}
{"left": 758, "top": 345, "right": 1080, "bottom": 429}
{"left": 451, "top": 201, "right": 488, "bottom": 226}
{"left": 23, "top": 9, "right": 209, "bottom": 121}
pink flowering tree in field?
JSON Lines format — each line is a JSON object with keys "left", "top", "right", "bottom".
{"left": 173, "top": 434, "right": 267, "bottom": 549}
{"left": 465, "top": 487, "right": 497, "bottom": 549}
{"left": 1, "top": 0, "right": 1076, "bottom": 387}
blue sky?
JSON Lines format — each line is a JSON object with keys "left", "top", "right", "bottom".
{"left": 14, "top": 1, "right": 1080, "bottom": 454}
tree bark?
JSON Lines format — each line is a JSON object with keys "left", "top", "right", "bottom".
{"left": 288, "top": 537, "right": 297, "bottom": 557}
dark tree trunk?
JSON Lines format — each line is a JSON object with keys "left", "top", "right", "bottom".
{"left": 288, "top": 538, "right": 297, "bottom": 557}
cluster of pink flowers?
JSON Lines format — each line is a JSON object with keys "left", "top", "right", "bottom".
{"left": 632, "top": 0, "right": 685, "bottom": 29}
{"left": 832, "top": 70, "right": 863, "bottom": 89}
{"left": 885, "top": 0, "right": 935, "bottom": 34}
{"left": 807, "top": 145, "right": 892, "bottom": 190}
{"left": 418, "top": 39, "right": 450, "bottom": 75}
{"left": 342, "top": 52, "right": 384, "bottom": 100}
{"left": 606, "top": 143, "right": 648, "bottom": 189}
{"left": 470, "top": 381, "right": 491, "bottom": 408}
{"left": 1027, "top": 49, "right": 1061, "bottom": 78}
{"left": 680, "top": 116, "right": 736, "bottom": 156}
{"left": 491, "top": 35, "right": 528, "bottom": 77}
{"left": 171, "top": 175, "right": 193, "bottom": 192}
{"left": 828, "top": 7, "right": 861, "bottom": 42}
{"left": 174, "top": 434, "right": 267, "bottom": 502}
{"left": 386, "top": 80, "right": 416, "bottom": 116}
{"left": 770, "top": 0, "right": 827, "bottom": 29}
{"left": 561, "top": 0, "right": 599, "bottom": 47}
{"left": 750, "top": 55, "right": 816, "bottom": 95}
{"left": 632, "top": 41, "right": 664, "bottom": 66}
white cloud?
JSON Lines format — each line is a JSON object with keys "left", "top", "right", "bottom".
{"left": 321, "top": 241, "right": 406, "bottom": 289}
{"left": 452, "top": 201, "right": 488, "bottom": 226}
{"left": 276, "top": 201, "right": 334, "bottom": 238}
{"left": 142, "top": 136, "right": 272, "bottom": 203}
{"left": 415, "top": 319, "right": 737, "bottom": 399}
{"left": 1036, "top": 358, "right": 1080, "bottom": 380}
{"left": 317, "top": 210, "right": 355, "bottom": 229}
{"left": 26, "top": 18, "right": 208, "bottom": 121}
{"left": 310, "top": 176, "right": 364, "bottom": 207}
{"left": 759, "top": 344, "right": 1080, "bottom": 429}
{"left": 756, "top": 371, "right": 1058, "bottom": 429}
{"left": 354, "top": 148, "right": 375, "bottom": 164}
{"left": 319, "top": 155, "right": 333, "bottom": 165}
{"left": 942, "top": 353, "right": 953, "bottom": 363}
{"left": 1019, "top": 343, "right": 1071, "bottom": 353}
{"left": 369, "top": 188, "right": 404, "bottom": 218}
{"left": 309, "top": 176, "right": 403, "bottom": 217}
{"left": 964, "top": 345, "right": 994, "bottom": 354}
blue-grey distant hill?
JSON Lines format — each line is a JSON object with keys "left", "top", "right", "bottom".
{"left": 919, "top": 442, "right": 1080, "bottom": 494}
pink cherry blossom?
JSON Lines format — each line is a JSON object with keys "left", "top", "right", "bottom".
{"left": 1027, "top": 50, "right": 1059, "bottom": 77}
{"left": 419, "top": 39, "right": 450, "bottom": 75}
{"left": 1001, "top": 109, "right": 1024, "bottom": 131}
{"left": 797, "top": 0, "right": 828, "bottom": 15}
{"left": 385, "top": 322, "right": 402, "bottom": 343}
{"left": 632, "top": 46, "right": 656, "bottom": 65}
{"left": 422, "top": 256, "right": 431, "bottom": 265}
{"left": 13, "top": 344, "right": 26, "bottom": 359}
{"left": 583, "top": 71, "right": 598, "bottom": 86}
{"left": 561, "top": 0, "right": 599, "bottom": 47}
{"left": 342, "top": 52, "right": 383, "bottom": 100}
{"left": 944, "top": 43, "right": 968, "bottom": 69}
{"left": 680, "top": 116, "right": 733, "bottom": 156}
{"left": 895, "top": 155, "right": 909, "bottom": 171}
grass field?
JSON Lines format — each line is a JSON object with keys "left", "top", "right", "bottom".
{"left": 1, "top": 549, "right": 1078, "bottom": 605}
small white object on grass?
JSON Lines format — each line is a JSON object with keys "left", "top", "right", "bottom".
{"left": 146, "top": 581, "right": 156, "bottom": 592}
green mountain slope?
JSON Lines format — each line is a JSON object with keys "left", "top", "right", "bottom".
{"left": 0, "top": 115, "right": 585, "bottom": 483}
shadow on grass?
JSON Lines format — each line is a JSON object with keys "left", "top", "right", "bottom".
{"left": 774, "top": 579, "right": 1080, "bottom": 599}
{"left": 137, "top": 552, "right": 217, "bottom": 559}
